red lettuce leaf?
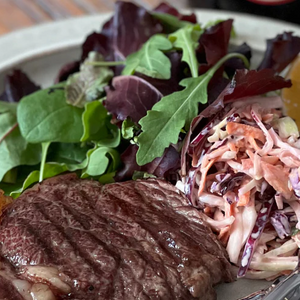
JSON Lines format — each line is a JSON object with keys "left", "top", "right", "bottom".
{"left": 153, "top": 2, "right": 197, "bottom": 23}
{"left": 104, "top": 75, "right": 162, "bottom": 123}
{"left": 198, "top": 19, "right": 233, "bottom": 74}
{"left": 55, "top": 60, "right": 80, "bottom": 83}
{"left": 258, "top": 32, "right": 300, "bottom": 73}
{"left": 224, "top": 69, "right": 292, "bottom": 102}
{"left": 136, "top": 52, "right": 186, "bottom": 96}
{"left": 115, "top": 144, "right": 180, "bottom": 182}
{"left": 0, "top": 69, "right": 40, "bottom": 102}
{"left": 207, "top": 76, "right": 230, "bottom": 104}
{"left": 81, "top": 32, "right": 110, "bottom": 62}
{"left": 81, "top": 2, "right": 162, "bottom": 62}
{"left": 225, "top": 42, "right": 252, "bottom": 77}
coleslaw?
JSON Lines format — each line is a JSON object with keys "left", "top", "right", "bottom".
{"left": 179, "top": 95, "right": 300, "bottom": 280}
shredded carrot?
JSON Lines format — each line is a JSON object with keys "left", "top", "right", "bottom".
{"left": 241, "top": 159, "right": 253, "bottom": 170}
{"left": 218, "top": 227, "right": 230, "bottom": 245}
{"left": 247, "top": 136, "right": 262, "bottom": 152}
{"left": 261, "top": 156, "right": 279, "bottom": 165}
{"left": 261, "top": 161, "right": 293, "bottom": 199}
{"left": 237, "top": 190, "right": 251, "bottom": 207}
{"left": 198, "top": 158, "right": 217, "bottom": 195}
{"left": 224, "top": 201, "right": 235, "bottom": 218}
{"left": 228, "top": 142, "right": 237, "bottom": 152}
{"left": 204, "top": 206, "right": 212, "bottom": 215}
{"left": 206, "top": 145, "right": 229, "bottom": 160}
{"left": 226, "top": 122, "right": 266, "bottom": 143}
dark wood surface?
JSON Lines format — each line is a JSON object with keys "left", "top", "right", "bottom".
{"left": 0, "top": 0, "right": 188, "bottom": 35}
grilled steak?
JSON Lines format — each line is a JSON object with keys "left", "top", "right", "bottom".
{"left": 0, "top": 174, "right": 233, "bottom": 300}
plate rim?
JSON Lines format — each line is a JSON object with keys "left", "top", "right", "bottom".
{"left": 1, "top": 8, "right": 300, "bottom": 72}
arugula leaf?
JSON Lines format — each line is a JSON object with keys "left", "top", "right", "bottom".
{"left": 136, "top": 53, "right": 249, "bottom": 165}
{"left": 122, "top": 35, "right": 172, "bottom": 79}
{"left": 82, "top": 147, "right": 120, "bottom": 177}
{"left": 17, "top": 83, "right": 84, "bottom": 143}
{"left": 169, "top": 24, "right": 202, "bottom": 78}
{"left": 121, "top": 119, "right": 136, "bottom": 140}
{"left": 0, "top": 109, "right": 41, "bottom": 181}
{"left": 65, "top": 52, "right": 113, "bottom": 108}
{"left": 10, "top": 163, "right": 68, "bottom": 198}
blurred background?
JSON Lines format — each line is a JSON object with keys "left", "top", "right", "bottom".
{"left": 0, "top": 0, "right": 299, "bottom": 35}
{"left": 0, "top": 0, "right": 185, "bottom": 35}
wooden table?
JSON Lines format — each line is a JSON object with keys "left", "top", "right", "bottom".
{"left": 0, "top": 0, "right": 188, "bottom": 35}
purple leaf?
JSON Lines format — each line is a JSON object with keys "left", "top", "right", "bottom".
{"left": 258, "top": 32, "right": 300, "bottom": 73}
{"left": 207, "top": 75, "right": 230, "bottom": 104}
{"left": 104, "top": 75, "right": 162, "bottom": 123}
{"left": 81, "top": 2, "right": 162, "bottom": 62}
{"left": 115, "top": 144, "right": 180, "bottom": 182}
{"left": 55, "top": 60, "right": 80, "bottom": 83}
{"left": 224, "top": 69, "right": 292, "bottom": 102}
{"left": 198, "top": 20, "right": 233, "bottom": 74}
{"left": 0, "top": 70, "right": 40, "bottom": 102}
{"left": 136, "top": 52, "right": 186, "bottom": 96}
{"left": 225, "top": 43, "right": 252, "bottom": 77}
{"left": 153, "top": 2, "right": 197, "bottom": 23}
{"left": 81, "top": 32, "right": 110, "bottom": 62}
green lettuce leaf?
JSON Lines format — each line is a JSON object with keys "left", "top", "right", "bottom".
{"left": 17, "top": 83, "right": 84, "bottom": 143}
{"left": 169, "top": 24, "right": 202, "bottom": 78}
{"left": 122, "top": 35, "right": 173, "bottom": 79}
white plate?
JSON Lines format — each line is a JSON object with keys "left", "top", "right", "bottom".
{"left": 0, "top": 9, "right": 299, "bottom": 300}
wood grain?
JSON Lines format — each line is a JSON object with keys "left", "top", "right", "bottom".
{"left": 0, "top": 0, "right": 187, "bottom": 35}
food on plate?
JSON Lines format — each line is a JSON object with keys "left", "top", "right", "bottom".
{"left": 0, "top": 174, "right": 233, "bottom": 300}
{"left": 1, "top": 0, "right": 300, "bottom": 299}
{"left": 180, "top": 94, "right": 300, "bottom": 280}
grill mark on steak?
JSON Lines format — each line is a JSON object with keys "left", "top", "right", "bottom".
{"left": 102, "top": 182, "right": 221, "bottom": 297}
{"left": 32, "top": 199, "right": 119, "bottom": 298}
{"left": 89, "top": 191, "right": 181, "bottom": 299}
{"left": 68, "top": 186, "right": 184, "bottom": 298}
{"left": 99, "top": 186, "right": 190, "bottom": 298}
{"left": 0, "top": 175, "right": 233, "bottom": 299}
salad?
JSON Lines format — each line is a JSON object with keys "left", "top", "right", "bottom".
{"left": 1, "top": 0, "right": 300, "bottom": 285}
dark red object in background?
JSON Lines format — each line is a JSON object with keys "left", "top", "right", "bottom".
{"left": 189, "top": 0, "right": 300, "bottom": 24}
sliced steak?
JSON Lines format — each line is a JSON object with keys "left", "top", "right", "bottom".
{"left": 0, "top": 174, "right": 233, "bottom": 299}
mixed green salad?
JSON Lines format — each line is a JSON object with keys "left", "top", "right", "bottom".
{"left": 0, "top": 0, "right": 298, "bottom": 206}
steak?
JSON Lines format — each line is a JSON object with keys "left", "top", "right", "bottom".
{"left": 0, "top": 174, "right": 233, "bottom": 300}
